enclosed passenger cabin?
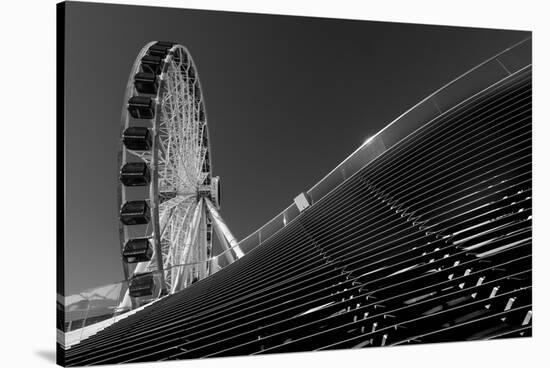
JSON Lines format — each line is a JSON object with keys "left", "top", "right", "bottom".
{"left": 128, "top": 96, "right": 154, "bottom": 119}
{"left": 134, "top": 72, "right": 158, "bottom": 95}
{"left": 122, "top": 127, "right": 152, "bottom": 151}
{"left": 128, "top": 273, "right": 155, "bottom": 298}
{"left": 120, "top": 162, "right": 151, "bottom": 187}
{"left": 147, "top": 42, "right": 173, "bottom": 58}
{"left": 140, "top": 54, "right": 163, "bottom": 75}
{"left": 120, "top": 200, "right": 150, "bottom": 225}
{"left": 123, "top": 238, "right": 153, "bottom": 263}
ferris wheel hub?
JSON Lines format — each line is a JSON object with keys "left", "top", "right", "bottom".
{"left": 198, "top": 176, "right": 220, "bottom": 209}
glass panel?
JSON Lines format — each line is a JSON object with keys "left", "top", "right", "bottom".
{"left": 283, "top": 204, "right": 300, "bottom": 225}
{"left": 342, "top": 135, "right": 387, "bottom": 179}
{"left": 308, "top": 168, "right": 344, "bottom": 205}
{"left": 259, "top": 213, "right": 285, "bottom": 243}
{"left": 238, "top": 232, "right": 260, "bottom": 254}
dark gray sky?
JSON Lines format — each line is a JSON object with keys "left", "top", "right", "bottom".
{"left": 63, "top": 1, "right": 529, "bottom": 295}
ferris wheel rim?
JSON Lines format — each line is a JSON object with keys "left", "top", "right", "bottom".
{"left": 117, "top": 41, "right": 157, "bottom": 282}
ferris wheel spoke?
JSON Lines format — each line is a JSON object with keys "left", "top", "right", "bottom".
{"left": 192, "top": 206, "right": 209, "bottom": 280}
{"left": 169, "top": 199, "right": 203, "bottom": 293}
{"left": 162, "top": 112, "right": 196, "bottom": 188}
{"left": 159, "top": 116, "right": 176, "bottom": 184}
{"left": 173, "top": 203, "right": 196, "bottom": 262}
{"left": 166, "top": 202, "right": 187, "bottom": 242}
{"left": 159, "top": 194, "right": 194, "bottom": 236}
{"left": 163, "top": 201, "right": 195, "bottom": 265}
{"left": 156, "top": 134, "right": 168, "bottom": 159}
{"left": 166, "top": 207, "right": 193, "bottom": 289}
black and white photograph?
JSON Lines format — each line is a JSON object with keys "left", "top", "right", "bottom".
{"left": 1, "top": 1, "right": 548, "bottom": 368}
{"left": 56, "top": 2, "right": 533, "bottom": 365}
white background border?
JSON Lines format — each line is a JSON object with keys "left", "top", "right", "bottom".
{"left": 0, "top": 0, "right": 547, "bottom": 367}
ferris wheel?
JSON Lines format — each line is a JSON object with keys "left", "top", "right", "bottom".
{"left": 117, "top": 41, "right": 243, "bottom": 308}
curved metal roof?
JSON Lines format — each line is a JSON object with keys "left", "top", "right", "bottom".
{"left": 238, "top": 37, "right": 532, "bottom": 255}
